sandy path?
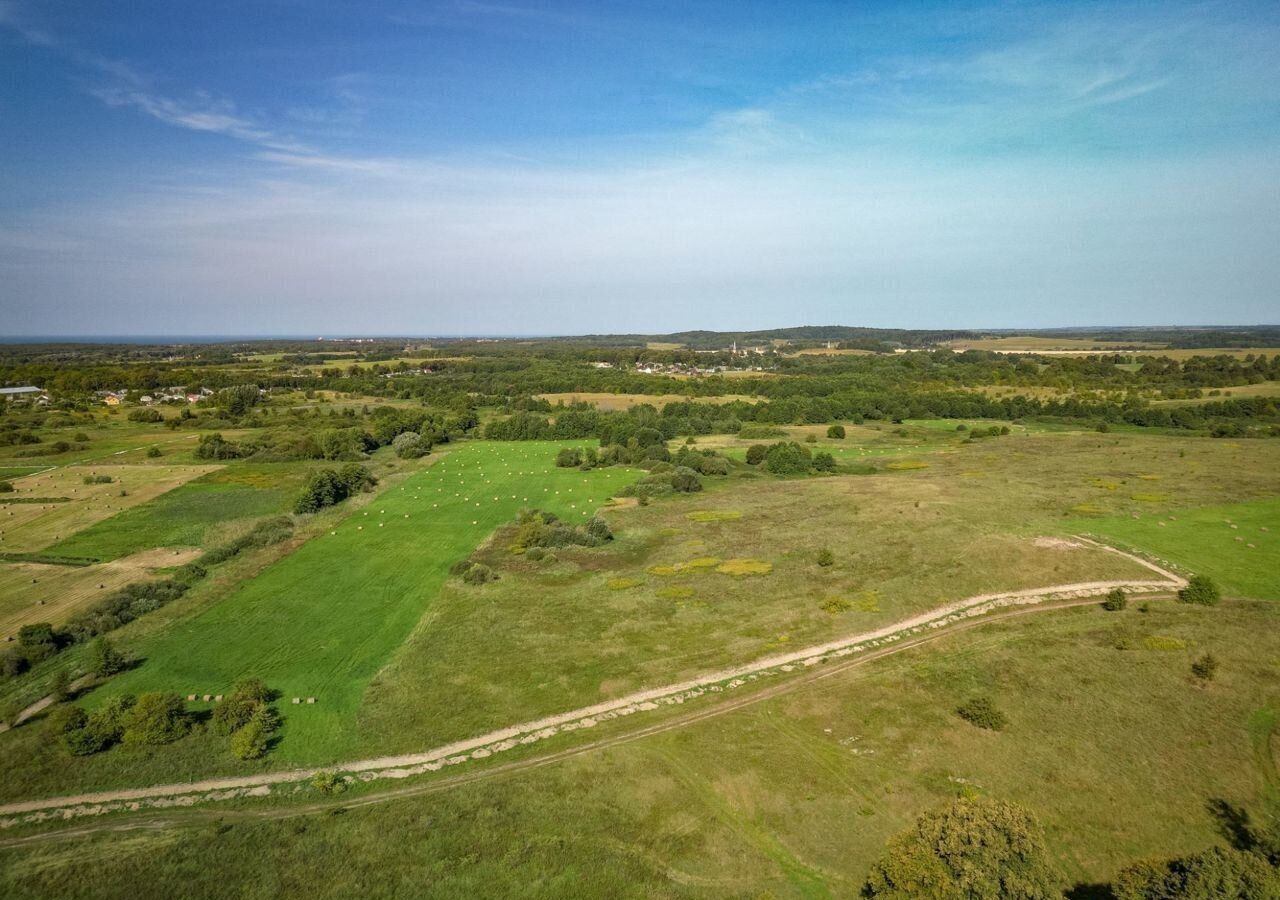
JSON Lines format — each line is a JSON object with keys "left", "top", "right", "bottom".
{"left": 0, "top": 537, "right": 1184, "bottom": 822}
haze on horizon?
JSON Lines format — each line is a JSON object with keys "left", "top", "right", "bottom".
{"left": 1, "top": 0, "right": 1278, "bottom": 338}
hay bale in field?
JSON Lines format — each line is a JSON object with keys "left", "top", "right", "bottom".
{"left": 203, "top": 694, "right": 212, "bottom": 702}
{"left": 214, "top": 695, "right": 223, "bottom": 702}
{"left": 187, "top": 694, "right": 196, "bottom": 701}
{"left": 306, "top": 697, "right": 316, "bottom": 704}
{"left": 292, "top": 697, "right": 301, "bottom": 704}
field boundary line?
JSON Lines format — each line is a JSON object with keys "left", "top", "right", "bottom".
{"left": 0, "top": 536, "right": 1184, "bottom": 824}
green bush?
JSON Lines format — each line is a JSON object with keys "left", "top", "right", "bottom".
{"left": 555, "top": 447, "right": 583, "bottom": 468}
{"left": 763, "top": 441, "right": 812, "bottom": 475}
{"left": 230, "top": 706, "right": 278, "bottom": 760}
{"left": 827, "top": 424, "right": 846, "bottom": 439}
{"left": 1178, "top": 575, "right": 1220, "bottom": 606}
{"left": 462, "top": 563, "right": 496, "bottom": 585}
{"left": 864, "top": 797, "right": 1057, "bottom": 899}
{"left": 1113, "top": 845, "right": 1280, "bottom": 899}
{"left": 1102, "top": 588, "right": 1127, "bottom": 611}
{"left": 817, "top": 547, "right": 834, "bottom": 567}
{"left": 745, "top": 444, "right": 768, "bottom": 465}
{"left": 1191, "top": 653, "right": 1219, "bottom": 681}
{"left": 956, "top": 696, "right": 1008, "bottom": 731}
{"left": 121, "top": 692, "right": 189, "bottom": 745}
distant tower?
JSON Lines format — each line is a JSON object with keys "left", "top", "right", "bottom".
{"left": 732, "top": 341, "right": 737, "bottom": 355}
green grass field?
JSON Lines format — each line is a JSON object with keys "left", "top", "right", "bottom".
{"left": 44, "top": 466, "right": 303, "bottom": 561}
{"left": 1067, "top": 497, "right": 1280, "bottom": 600}
{"left": 87, "top": 442, "right": 637, "bottom": 762}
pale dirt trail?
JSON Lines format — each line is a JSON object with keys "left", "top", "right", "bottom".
{"left": 0, "top": 537, "right": 1184, "bottom": 823}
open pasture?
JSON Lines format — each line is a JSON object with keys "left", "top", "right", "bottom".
{"left": 0, "top": 465, "right": 220, "bottom": 553}
{"left": 88, "top": 442, "right": 637, "bottom": 762}
{"left": 357, "top": 436, "right": 1175, "bottom": 756}
{"left": 0, "top": 548, "right": 201, "bottom": 641}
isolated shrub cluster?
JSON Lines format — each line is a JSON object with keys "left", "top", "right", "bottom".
{"left": 510, "top": 509, "right": 613, "bottom": 552}
{"left": 293, "top": 464, "right": 377, "bottom": 514}
{"left": 956, "top": 696, "right": 1008, "bottom": 731}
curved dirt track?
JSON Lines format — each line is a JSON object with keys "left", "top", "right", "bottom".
{"left": 0, "top": 537, "right": 1184, "bottom": 829}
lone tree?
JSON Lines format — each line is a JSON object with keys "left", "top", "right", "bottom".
{"left": 827, "top": 424, "right": 846, "bottom": 439}
{"left": 864, "top": 797, "right": 1058, "bottom": 899}
{"left": 1179, "top": 575, "right": 1221, "bottom": 606}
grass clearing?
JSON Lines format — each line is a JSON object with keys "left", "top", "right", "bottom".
{"left": 536, "top": 392, "right": 755, "bottom": 411}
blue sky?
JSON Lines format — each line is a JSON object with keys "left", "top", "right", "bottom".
{"left": 1, "top": 0, "right": 1278, "bottom": 336}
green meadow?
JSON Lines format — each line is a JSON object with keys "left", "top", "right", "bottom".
{"left": 87, "top": 442, "right": 636, "bottom": 762}
{"left": 1068, "top": 497, "right": 1280, "bottom": 600}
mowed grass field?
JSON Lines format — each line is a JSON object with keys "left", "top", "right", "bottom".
{"left": 86, "top": 442, "right": 638, "bottom": 762}
{"left": 45, "top": 465, "right": 302, "bottom": 562}
{"left": 0, "top": 464, "right": 220, "bottom": 553}
{"left": 4, "top": 599, "right": 1277, "bottom": 899}
{"left": 1068, "top": 497, "right": 1280, "bottom": 600}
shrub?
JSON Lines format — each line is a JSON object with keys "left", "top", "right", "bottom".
{"left": 864, "top": 797, "right": 1057, "bottom": 899}
{"left": 391, "top": 431, "right": 429, "bottom": 459}
{"left": 763, "top": 441, "right": 812, "bottom": 475}
{"left": 213, "top": 679, "right": 273, "bottom": 735}
{"left": 462, "top": 563, "right": 496, "bottom": 585}
{"left": 294, "top": 465, "right": 377, "bottom": 514}
{"left": 146, "top": 446, "right": 162, "bottom": 458}
{"left": 1102, "top": 588, "right": 1127, "bottom": 611}
{"left": 956, "top": 696, "right": 1007, "bottom": 731}
{"left": 0, "top": 481, "right": 12, "bottom": 493}
{"left": 82, "top": 474, "right": 114, "bottom": 485}
{"left": 1191, "top": 653, "right": 1219, "bottom": 681}
{"left": 230, "top": 705, "right": 278, "bottom": 760}
{"left": 816, "top": 547, "right": 834, "bottom": 567}
{"left": 670, "top": 466, "right": 703, "bottom": 493}
{"left": 820, "top": 596, "right": 853, "bottom": 613}
{"left": 122, "top": 692, "right": 189, "bottom": 745}
{"left": 88, "top": 637, "right": 127, "bottom": 677}
{"left": 1113, "top": 845, "right": 1280, "bottom": 899}
{"left": 311, "top": 771, "right": 346, "bottom": 794}
{"left": 524, "top": 546, "right": 545, "bottom": 561}
{"left": 813, "top": 451, "right": 836, "bottom": 472}
{"left": 827, "top": 424, "right": 846, "bottom": 439}
{"left": 1178, "top": 575, "right": 1221, "bottom": 606}
{"left": 805, "top": 433, "right": 817, "bottom": 443}
{"left": 745, "top": 444, "right": 768, "bottom": 465}
{"left": 555, "top": 447, "right": 583, "bottom": 468}
{"left": 127, "top": 408, "right": 163, "bottom": 423}
{"left": 448, "top": 559, "right": 475, "bottom": 577}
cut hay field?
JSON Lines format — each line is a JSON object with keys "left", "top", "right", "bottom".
{"left": 0, "top": 549, "right": 202, "bottom": 641}
{"left": 44, "top": 465, "right": 303, "bottom": 562}
{"left": 0, "top": 465, "right": 220, "bottom": 553}
{"left": 1067, "top": 497, "right": 1280, "bottom": 600}
{"left": 536, "top": 392, "right": 756, "bottom": 411}
{"left": 80, "top": 442, "right": 638, "bottom": 764}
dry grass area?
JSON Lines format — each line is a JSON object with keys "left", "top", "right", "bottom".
{"left": 0, "top": 465, "right": 219, "bottom": 553}
{"left": 537, "top": 392, "right": 756, "bottom": 411}
{"left": 0, "top": 547, "right": 201, "bottom": 640}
